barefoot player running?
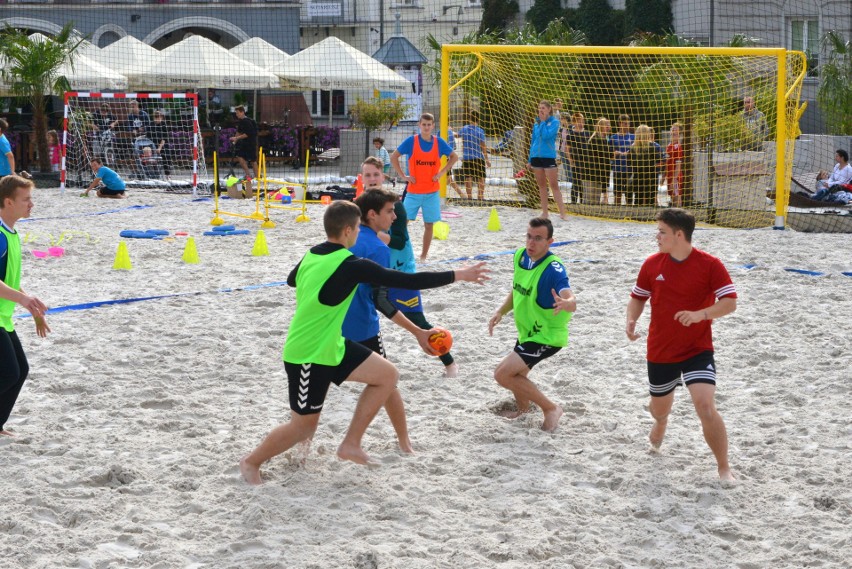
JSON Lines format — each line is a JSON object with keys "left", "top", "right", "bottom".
{"left": 626, "top": 208, "right": 736, "bottom": 482}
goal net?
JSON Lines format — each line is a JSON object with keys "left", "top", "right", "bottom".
{"left": 61, "top": 92, "right": 205, "bottom": 193}
{"left": 441, "top": 45, "right": 807, "bottom": 229}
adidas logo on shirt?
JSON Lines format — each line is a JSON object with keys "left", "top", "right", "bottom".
{"left": 656, "top": 274, "right": 665, "bottom": 281}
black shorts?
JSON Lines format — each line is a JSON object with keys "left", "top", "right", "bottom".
{"left": 235, "top": 144, "right": 257, "bottom": 163}
{"left": 357, "top": 334, "right": 386, "bottom": 359}
{"left": 647, "top": 350, "right": 716, "bottom": 397}
{"left": 461, "top": 158, "right": 486, "bottom": 181}
{"left": 99, "top": 187, "right": 125, "bottom": 196}
{"left": 513, "top": 340, "right": 561, "bottom": 369}
{"left": 530, "top": 157, "right": 557, "bottom": 169}
{"left": 284, "top": 339, "right": 373, "bottom": 415}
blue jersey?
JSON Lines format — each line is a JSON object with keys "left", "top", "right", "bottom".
{"left": 458, "top": 124, "right": 486, "bottom": 161}
{"left": 396, "top": 135, "right": 454, "bottom": 171}
{"left": 97, "top": 166, "right": 126, "bottom": 191}
{"left": 610, "top": 132, "right": 635, "bottom": 172}
{"left": 518, "top": 250, "right": 571, "bottom": 309}
{"left": 342, "top": 226, "right": 388, "bottom": 342}
{"left": 0, "top": 135, "right": 12, "bottom": 176}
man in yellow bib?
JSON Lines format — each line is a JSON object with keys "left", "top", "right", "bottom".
{"left": 488, "top": 217, "right": 576, "bottom": 432}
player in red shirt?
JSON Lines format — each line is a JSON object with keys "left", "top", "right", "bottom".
{"left": 626, "top": 208, "right": 737, "bottom": 482}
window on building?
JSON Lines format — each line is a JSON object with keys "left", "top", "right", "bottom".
{"left": 311, "top": 90, "right": 345, "bottom": 117}
{"left": 390, "top": 0, "right": 422, "bottom": 8}
{"left": 790, "top": 18, "right": 819, "bottom": 76}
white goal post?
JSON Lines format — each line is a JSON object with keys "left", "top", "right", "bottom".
{"left": 61, "top": 92, "right": 204, "bottom": 195}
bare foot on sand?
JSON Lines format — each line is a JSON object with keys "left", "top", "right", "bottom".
{"left": 337, "top": 442, "right": 378, "bottom": 466}
{"left": 649, "top": 419, "right": 667, "bottom": 451}
{"left": 398, "top": 438, "right": 414, "bottom": 455}
{"left": 719, "top": 468, "right": 736, "bottom": 485}
{"left": 239, "top": 455, "right": 263, "bottom": 486}
{"left": 541, "top": 405, "right": 563, "bottom": 432}
{"left": 0, "top": 430, "right": 14, "bottom": 437}
{"left": 444, "top": 363, "right": 459, "bottom": 378}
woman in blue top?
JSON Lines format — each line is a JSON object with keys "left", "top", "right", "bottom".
{"left": 526, "top": 101, "right": 567, "bottom": 220}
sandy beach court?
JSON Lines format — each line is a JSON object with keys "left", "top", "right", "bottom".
{"left": 1, "top": 187, "right": 850, "bottom": 568}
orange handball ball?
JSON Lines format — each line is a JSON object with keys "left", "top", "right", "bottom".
{"left": 428, "top": 327, "right": 453, "bottom": 356}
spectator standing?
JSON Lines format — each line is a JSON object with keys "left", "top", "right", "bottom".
{"left": 628, "top": 125, "right": 664, "bottom": 207}
{"left": 665, "top": 122, "right": 684, "bottom": 208}
{"left": 457, "top": 110, "right": 490, "bottom": 201}
{"left": 585, "top": 117, "right": 613, "bottom": 205}
{"left": 526, "top": 101, "right": 567, "bottom": 220}
{"left": 611, "top": 114, "right": 635, "bottom": 206}
{"left": 564, "top": 112, "right": 590, "bottom": 204}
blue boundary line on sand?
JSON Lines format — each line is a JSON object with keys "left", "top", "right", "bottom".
{"left": 15, "top": 281, "right": 288, "bottom": 320}
{"left": 15, "top": 231, "right": 852, "bottom": 319}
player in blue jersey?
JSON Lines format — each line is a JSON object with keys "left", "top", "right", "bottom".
{"left": 342, "top": 158, "right": 446, "bottom": 453}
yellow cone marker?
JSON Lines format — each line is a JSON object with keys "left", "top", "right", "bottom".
{"left": 182, "top": 237, "right": 200, "bottom": 264}
{"left": 252, "top": 230, "right": 269, "bottom": 257}
{"left": 113, "top": 241, "right": 132, "bottom": 270}
{"left": 487, "top": 207, "right": 501, "bottom": 232}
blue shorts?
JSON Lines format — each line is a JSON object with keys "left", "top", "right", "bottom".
{"left": 404, "top": 191, "right": 441, "bottom": 224}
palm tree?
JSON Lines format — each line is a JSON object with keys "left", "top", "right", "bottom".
{"left": 817, "top": 30, "right": 852, "bottom": 135}
{"left": 0, "top": 23, "right": 85, "bottom": 173}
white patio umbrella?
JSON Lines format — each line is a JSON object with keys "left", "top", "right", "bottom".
{"left": 90, "top": 35, "right": 160, "bottom": 76}
{"left": 230, "top": 38, "right": 289, "bottom": 119}
{"left": 25, "top": 33, "right": 128, "bottom": 91}
{"left": 270, "top": 36, "right": 413, "bottom": 125}
{"left": 230, "top": 37, "right": 289, "bottom": 70}
{"left": 125, "top": 35, "right": 279, "bottom": 91}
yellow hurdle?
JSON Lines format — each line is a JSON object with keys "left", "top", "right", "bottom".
{"left": 259, "top": 148, "right": 316, "bottom": 223}
{"left": 210, "top": 148, "right": 275, "bottom": 228}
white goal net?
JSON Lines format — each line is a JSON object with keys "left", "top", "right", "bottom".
{"left": 61, "top": 92, "right": 205, "bottom": 193}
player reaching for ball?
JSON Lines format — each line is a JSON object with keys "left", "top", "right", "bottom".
{"left": 240, "top": 200, "right": 489, "bottom": 484}
{"left": 488, "top": 217, "right": 576, "bottom": 432}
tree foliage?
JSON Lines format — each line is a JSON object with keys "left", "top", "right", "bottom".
{"left": 525, "top": 0, "right": 566, "bottom": 34}
{"left": 349, "top": 97, "right": 409, "bottom": 130}
{"left": 817, "top": 31, "right": 852, "bottom": 135}
{"left": 624, "top": 0, "right": 673, "bottom": 37}
{"left": 0, "top": 23, "right": 84, "bottom": 172}
{"left": 478, "top": 0, "right": 520, "bottom": 36}
{"left": 577, "top": 0, "right": 619, "bottom": 46}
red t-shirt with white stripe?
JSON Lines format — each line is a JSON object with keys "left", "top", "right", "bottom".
{"left": 631, "top": 247, "right": 737, "bottom": 363}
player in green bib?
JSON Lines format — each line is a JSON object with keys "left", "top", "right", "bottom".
{"left": 240, "top": 200, "right": 489, "bottom": 484}
{"left": 488, "top": 217, "right": 576, "bottom": 432}
{"left": 0, "top": 175, "right": 50, "bottom": 436}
